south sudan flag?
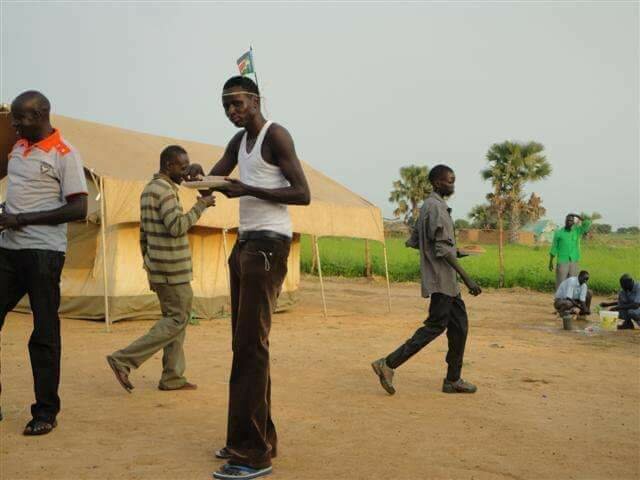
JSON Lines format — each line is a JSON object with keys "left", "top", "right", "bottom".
{"left": 237, "top": 51, "right": 254, "bottom": 76}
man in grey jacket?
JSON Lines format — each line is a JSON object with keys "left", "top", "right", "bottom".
{"left": 371, "top": 164, "right": 482, "bottom": 395}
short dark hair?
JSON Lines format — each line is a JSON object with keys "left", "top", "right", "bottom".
{"left": 160, "top": 145, "right": 187, "bottom": 170}
{"left": 579, "top": 270, "right": 589, "bottom": 278}
{"left": 223, "top": 76, "right": 260, "bottom": 96}
{"left": 428, "top": 164, "right": 454, "bottom": 184}
{"left": 620, "top": 274, "right": 633, "bottom": 288}
{"left": 12, "top": 90, "right": 51, "bottom": 114}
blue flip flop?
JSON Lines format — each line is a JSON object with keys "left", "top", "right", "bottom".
{"left": 212, "top": 463, "right": 273, "bottom": 479}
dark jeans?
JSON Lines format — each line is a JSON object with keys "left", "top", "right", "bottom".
{"left": 226, "top": 237, "right": 290, "bottom": 469}
{"left": 386, "top": 293, "right": 468, "bottom": 382}
{"left": 619, "top": 308, "right": 640, "bottom": 329}
{"left": 0, "top": 247, "right": 65, "bottom": 423}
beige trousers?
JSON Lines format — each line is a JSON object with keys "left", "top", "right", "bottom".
{"left": 110, "top": 282, "right": 193, "bottom": 389}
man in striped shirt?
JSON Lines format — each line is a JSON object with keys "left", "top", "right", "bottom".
{"left": 106, "top": 145, "right": 215, "bottom": 393}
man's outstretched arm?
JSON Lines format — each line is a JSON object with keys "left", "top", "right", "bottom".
{"left": 185, "top": 132, "right": 243, "bottom": 181}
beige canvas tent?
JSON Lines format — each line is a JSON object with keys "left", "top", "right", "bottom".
{"left": 0, "top": 113, "right": 385, "bottom": 323}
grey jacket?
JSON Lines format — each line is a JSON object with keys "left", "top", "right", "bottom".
{"left": 406, "top": 192, "right": 460, "bottom": 298}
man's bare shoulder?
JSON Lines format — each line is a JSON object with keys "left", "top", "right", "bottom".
{"left": 265, "top": 123, "right": 293, "bottom": 145}
{"left": 228, "top": 130, "right": 244, "bottom": 148}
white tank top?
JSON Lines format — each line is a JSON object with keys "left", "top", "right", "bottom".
{"left": 238, "top": 120, "right": 292, "bottom": 238}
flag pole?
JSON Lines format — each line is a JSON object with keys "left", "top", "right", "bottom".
{"left": 250, "top": 45, "right": 260, "bottom": 91}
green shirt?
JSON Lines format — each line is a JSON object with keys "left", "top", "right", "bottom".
{"left": 549, "top": 219, "right": 592, "bottom": 264}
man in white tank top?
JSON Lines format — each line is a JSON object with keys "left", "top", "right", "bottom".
{"left": 188, "top": 76, "right": 310, "bottom": 480}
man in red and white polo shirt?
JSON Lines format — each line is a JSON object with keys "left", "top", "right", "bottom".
{"left": 0, "top": 91, "right": 88, "bottom": 435}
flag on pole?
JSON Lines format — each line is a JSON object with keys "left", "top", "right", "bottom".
{"left": 237, "top": 51, "right": 254, "bottom": 76}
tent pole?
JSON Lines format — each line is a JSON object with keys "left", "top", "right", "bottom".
{"left": 382, "top": 239, "right": 392, "bottom": 313}
{"left": 99, "top": 176, "right": 111, "bottom": 332}
{"left": 221, "top": 229, "right": 231, "bottom": 314}
{"left": 364, "top": 239, "right": 372, "bottom": 277}
{"left": 310, "top": 234, "right": 318, "bottom": 274}
{"left": 314, "top": 236, "right": 328, "bottom": 318}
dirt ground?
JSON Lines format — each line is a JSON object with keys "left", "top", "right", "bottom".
{"left": 1, "top": 276, "right": 639, "bottom": 480}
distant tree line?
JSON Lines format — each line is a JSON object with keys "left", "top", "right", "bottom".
{"left": 387, "top": 141, "right": 634, "bottom": 288}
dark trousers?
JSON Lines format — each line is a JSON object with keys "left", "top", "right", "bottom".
{"left": 619, "top": 308, "right": 640, "bottom": 328}
{"left": 226, "top": 237, "right": 290, "bottom": 469}
{"left": 554, "top": 290, "right": 592, "bottom": 315}
{"left": 0, "top": 247, "right": 65, "bottom": 423}
{"left": 386, "top": 293, "right": 468, "bottom": 382}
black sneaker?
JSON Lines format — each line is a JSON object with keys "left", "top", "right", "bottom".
{"left": 442, "top": 378, "right": 477, "bottom": 394}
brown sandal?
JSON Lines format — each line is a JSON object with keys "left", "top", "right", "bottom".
{"left": 106, "top": 356, "right": 134, "bottom": 393}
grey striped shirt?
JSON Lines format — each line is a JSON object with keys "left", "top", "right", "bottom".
{"left": 139, "top": 174, "right": 206, "bottom": 285}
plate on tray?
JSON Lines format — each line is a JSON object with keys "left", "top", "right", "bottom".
{"left": 183, "top": 176, "right": 231, "bottom": 190}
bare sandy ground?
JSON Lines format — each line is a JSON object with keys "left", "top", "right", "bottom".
{"left": 1, "top": 277, "right": 639, "bottom": 480}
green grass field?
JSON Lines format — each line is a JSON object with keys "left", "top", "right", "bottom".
{"left": 300, "top": 234, "right": 640, "bottom": 294}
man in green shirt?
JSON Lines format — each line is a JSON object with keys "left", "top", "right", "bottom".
{"left": 549, "top": 213, "right": 592, "bottom": 288}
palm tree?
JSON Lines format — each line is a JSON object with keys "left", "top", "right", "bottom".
{"left": 580, "top": 211, "right": 602, "bottom": 239}
{"left": 468, "top": 203, "right": 497, "bottom": 229}
{"left": 389, "top": 165, "right": 431, "bottom": 225}
{"left": 481, "top": 141, "right": 552, "bottom": 286}
{"left": 519, "top": 193, "right": 546, "bottom": 226}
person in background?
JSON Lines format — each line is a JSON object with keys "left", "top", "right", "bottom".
{"left": 549, "top": 213, "right": 592, "bottom": 288}
{"left": 600, "top": 274, "right": 640, "bottom": 330}
{"left": 106, "top": 146, "right": 215, "bottom": 393}
{"left": 554, "top": 270, "right": 592, "bottom": 318}
{"left": 370, "top": 164, "right": 482, "bottom": 397}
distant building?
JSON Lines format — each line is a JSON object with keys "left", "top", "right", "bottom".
{"left": 521, "top": 219, "right": 558, "bottom": 244}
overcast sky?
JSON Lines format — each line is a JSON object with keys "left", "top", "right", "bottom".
{"left": 1, "top": 1, "right": 638, "bottom": 228}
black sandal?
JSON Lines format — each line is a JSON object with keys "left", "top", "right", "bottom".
{"left": 23, "top": 418, "right": 57, "bottom": 436}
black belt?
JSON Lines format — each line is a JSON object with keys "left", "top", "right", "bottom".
{"left": 238, "top": 230, "right": 292, "bottom": 243}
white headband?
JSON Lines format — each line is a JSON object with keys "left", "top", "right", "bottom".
{"left": 222, "top": 91, "right": 260, "bottom": 98}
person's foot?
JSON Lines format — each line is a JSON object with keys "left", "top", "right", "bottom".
{"left": 371, "top": 358, "right": 395, "bottom": 395}
{"left": 106, "top": 356, "right": 133, "bottom": 393}
{"left": 23, "top": 418, "right": 57, "bottom": 436}
{"left": 442, "top": 378, "right": 477, "bottom": 394}
{"left": 158, "top": 382, "right": 198, "bottom": 391}
{"left": 213, "top": 463, "right": 273, "bottom": 479}
{"left": 617, "top": 320, "right": 635, "bottom": 330}
{"left": 215, "top": 447, "right": 232, "bottom": 459}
